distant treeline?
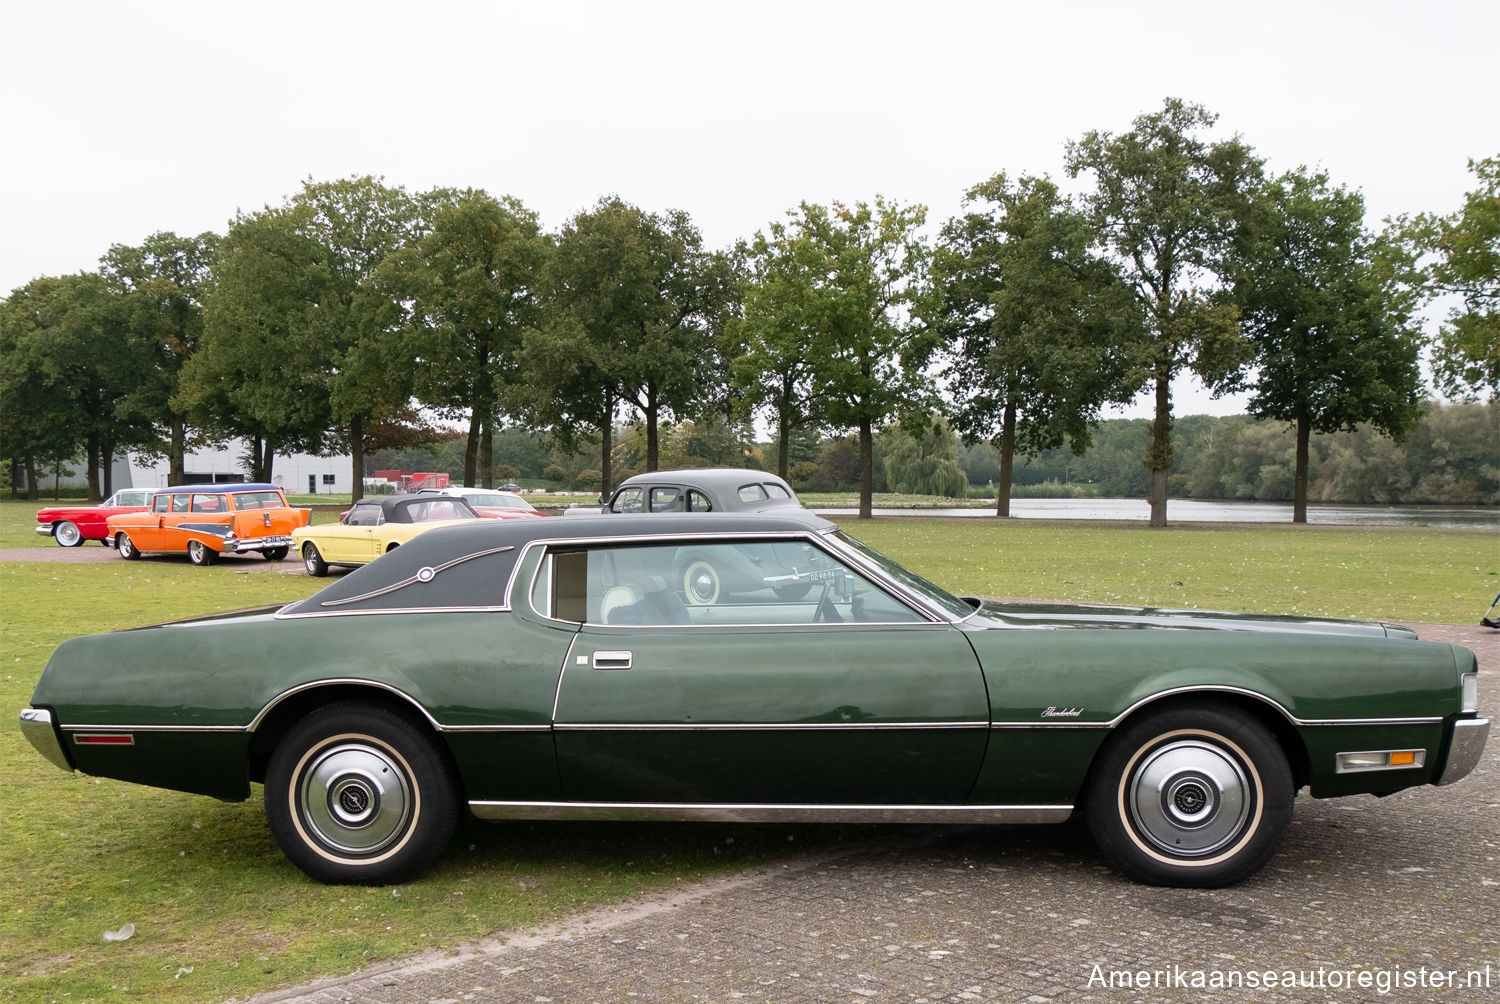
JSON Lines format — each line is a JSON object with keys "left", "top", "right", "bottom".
{"left": 372, "top": 399, "right": 1497, "bottom": 507}
{"left": 963, "top": 401, "right": 1498, "bottom": 506}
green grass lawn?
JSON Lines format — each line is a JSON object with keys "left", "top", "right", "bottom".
{"left": 1, "top": 499, "right": 1495, "bottom": 1000}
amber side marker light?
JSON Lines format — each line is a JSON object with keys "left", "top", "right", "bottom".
{"left": 1336, "top": 749, "right": 1425, "bottom": 773}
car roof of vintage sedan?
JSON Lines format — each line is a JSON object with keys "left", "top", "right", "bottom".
{"left": 615, "top": 467, "right": 797, "bottom": 494}
{"left": 282, "top": 510, "right": 838, "bottom": 615}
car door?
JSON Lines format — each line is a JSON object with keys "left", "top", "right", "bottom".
{"left": 326, "top": 502, "right": 384, "bottom": 563}
{"left": 547, "top": 539, "right": 991, "bottom": 806}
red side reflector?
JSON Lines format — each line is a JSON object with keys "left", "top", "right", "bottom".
{"left": 74, "top": 734, "right": 134, "bottom": 746}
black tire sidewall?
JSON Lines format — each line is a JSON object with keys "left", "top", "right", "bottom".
{"left": 1085, "top": 706, "right": 1293, "bottom": 888}
{"left": 265, "top": 703, "right": 459, "bottom": 884}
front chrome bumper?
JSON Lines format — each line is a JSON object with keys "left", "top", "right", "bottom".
{"left": 19, "top": 708, "right": 72, "bottom": 772}
{"left": 1437, "top": 717, "right": 1491, "bottom": 785}
{"left": 33, "top": 525, "right": 54, "bottom": 537}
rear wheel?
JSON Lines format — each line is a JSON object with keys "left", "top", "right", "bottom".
{"left": 302, "top": 542, "right": 328, "bottom": 577}
{"left": 116, "top": 533, "right": 141, "bottom": 560}
{"left": 53, "top": 520, "right": 84, "bottom": 547}
{"left": 263, "top": 546, "right": 289, "bottom": 561}
{"left": 187, "top": 539, "right": 218, "bottom": 566}
{"left": 1084, "top": 705, "right": 1293, "bottom": 888}
{"left": 265, "top": 703, "right": 460, "bottom": 884}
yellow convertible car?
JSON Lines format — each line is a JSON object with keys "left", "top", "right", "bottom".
{"left": 292, "top": 493, "right": 480, "bottom": 576}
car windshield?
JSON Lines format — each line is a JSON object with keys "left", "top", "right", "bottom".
{"left": 829, "top": 530, "right": 975, "bottom": 620}
{"left": 465, "top": 493, "right": 530, "bottom": 509}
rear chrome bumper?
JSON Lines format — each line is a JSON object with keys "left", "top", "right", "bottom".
{"left": 19, "top": 708, "right": 72, "bottom": 772}
{"left": 223, "top": 535, "right": 293, "bottom": 553}
{"left": 1437, "top": 717, "right": 1490, "bottom": 785}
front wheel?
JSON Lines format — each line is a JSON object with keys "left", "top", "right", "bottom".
{"left": 116, "top": 533, "right": 141, "bottom": 560}
{"left": 302, "top": 542, "right": 328, "bottom": 577}
{"left": 187, "top": 539, "right": 218, "bottom": 566}
{"left": 265, "top": 703, "right": 460, "bottom": 884}
{"left": 53, "top": 520, "right": 84, "bottom": 547}
{"left": 1084, "top": 705, "right": 1292, "bottom": 888}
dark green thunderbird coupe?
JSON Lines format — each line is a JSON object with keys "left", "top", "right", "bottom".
{"left": 20, "top": 511, "right": 1489, "bottom": 887}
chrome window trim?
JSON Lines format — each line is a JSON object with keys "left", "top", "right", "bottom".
{"left": 516, "top": 531, "right": 939, "bottom": 628}
{"left": 468, "top": 800, "right": 1074, "bottom": 825}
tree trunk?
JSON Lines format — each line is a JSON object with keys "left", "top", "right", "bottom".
{"left": 858, "top": 416, "right": 873, "bottom": 519}
{"left": 777, "top": 414, "right": 790, "bottom": 480}
{"left": 24, "top": 458, "right": 40, "bottom": 500}
{"left": 350, "top": 414, "right": 365, "bottom": 503}
{"left": 169, "top": 415, "right": 186, "bottom": 485}
{"left": 1146, "top": 375, "right": 1172, "bottom": 527}
{"left": 463, "top": 412, "right": 481, "bottom": 486}
{"left": 645, "top": 384, "right": 659, "bottom": 472}
{"left": 1293, "top": 411, "right": 1311, "bottom": 524}
{"left": 995, "top": 399, "right": 1016, "bottom": 517}
{"left": 86, "top": 437, "right": 102, "bottom": 502}
{"left": 600, "top": 390, "right": 615, "bottom": 498}
{"left": 101, "top": 442, "right": 114, "bottom": 498}
{"left": 480, "top": 415, "right": 494, "bottom": 488}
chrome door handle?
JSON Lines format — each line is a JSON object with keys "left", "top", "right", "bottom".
{"left": 591, "top": 650, "right": 633, "bottom": 670}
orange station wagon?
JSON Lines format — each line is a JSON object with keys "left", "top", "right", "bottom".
{"left": 106, "top": 484, "right": 310, "bottom": 566}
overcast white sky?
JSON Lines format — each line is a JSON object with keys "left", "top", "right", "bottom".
{"left": 4, "top": 0, "right": 1495, "bottom": 418}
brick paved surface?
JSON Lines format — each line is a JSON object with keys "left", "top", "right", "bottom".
{"left": 242, "top": 626, "right": 1499, "bottom": 1003}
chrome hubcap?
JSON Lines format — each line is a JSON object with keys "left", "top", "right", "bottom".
{"left": 298, "top": 742, "right": 412, "bottom": 854}
{"left": 56, "top": 522, "right": 81, "bottom": 546}
{"left": 1128, "top": 739, "right": 1251, "bottom": 857}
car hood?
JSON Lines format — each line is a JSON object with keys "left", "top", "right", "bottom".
{"left": 962, "top": 598, "right": 1417, "bottom": 640}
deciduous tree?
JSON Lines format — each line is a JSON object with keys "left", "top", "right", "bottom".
{"left": 1066, "top": 98, "right": 1261, "bottom": 526}
{"left": 928, "top": 173, "right": 1141, "bottom": 516}
{"left": 1231, "top": 169, "right": 1424, "bottom": 522}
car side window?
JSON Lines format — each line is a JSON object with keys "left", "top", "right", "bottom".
{"left": 171, "top": 494, "right": 191, "bottom": 513}
{"left": 153, "top": 495, "right": 171, "bottom": 513}
{"left": 569, "top": 541, "right": 924, "bottom": 627}
{"left": 649, "top": 487, "right": 682, "bottom": 511}
{"left": 737, "top": 484, "right": 768, "bottom": 503}
{"left": 610, "top": 487, "right": 644, "bottom": 513}
{"left": 765, "top": 484, "right": 791, "bottom": 500}
{"left": 688, "top": 490, "right": 712, "bottom": 512}
{"left": 346, "top": 504, "right": 382, "bottom": 527}
{"left": 191, "top": 494, "right": 223, "bottom": 513}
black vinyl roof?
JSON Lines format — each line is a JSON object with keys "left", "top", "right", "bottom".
{"left": 282, "top": 510, "right": 838, "bottom": 615}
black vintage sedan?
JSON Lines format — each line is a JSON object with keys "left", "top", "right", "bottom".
{"left": 19, "top": 511, "right": 1489, "bottom": 887}
{"left": 593, "top": 468, "right": 801, "bottom": 515}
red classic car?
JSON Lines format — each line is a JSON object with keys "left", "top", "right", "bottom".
{"left": 106, "top": 484, "right": 310, "bottom": 565}
{"left": 35, "top": 489, "right": 154, "bottom": 546}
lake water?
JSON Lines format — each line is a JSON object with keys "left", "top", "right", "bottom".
{"left": 813, "top": 498, "right": 1499, "bottom": 529}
